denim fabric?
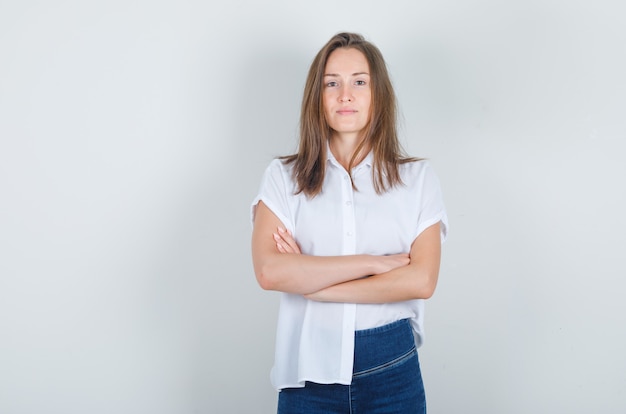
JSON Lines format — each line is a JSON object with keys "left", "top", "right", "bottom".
{"left": 277, "top": 319, "right": 426, "bottom": 414}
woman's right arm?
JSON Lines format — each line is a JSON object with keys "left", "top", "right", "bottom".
{"left": 251, "top": 201, "right": 409, "bottom": 295}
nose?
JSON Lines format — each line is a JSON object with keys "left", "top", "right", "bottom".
{"left": 339, "top": 85, "right": 352, "bottom": 102}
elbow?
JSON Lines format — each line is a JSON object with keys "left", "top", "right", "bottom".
{"left": 256, "top": 264, "right": 311, "bottom": 295}
{"left": 414, "top": 271, "right": 438, "bottom": 299}
{"left": 420, "top": 283, "right": 437, "bottom": 299}
{"left": 253, "top": 256, "right": 312, "bottom": 294}
{"left": 256, "top": 267, "right": 276, "bottom": 291}
{"left": 255, "top": 262, "right": 283, "bottom": 291}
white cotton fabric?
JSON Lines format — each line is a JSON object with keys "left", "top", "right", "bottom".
{"left": 251, "top": 149, "right": 448, "bottom": 390}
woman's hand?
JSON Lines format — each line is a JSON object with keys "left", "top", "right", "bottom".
{"left": 273, "top": 227, "right": 301, "bottom": 254}
{"left": 269, "top": 221, "right": 442, "bottom": 304}
{"left": 373, "top": 254, "right": 410, "bottom": 274}
{"left": 253, "top": 202, "right": 413, "bottom": 295}
{"left": 305, "top": 223, "right": 442, "bottom": 303}
{"left": 273, "top": 226, "right": 411, "bottom": 302}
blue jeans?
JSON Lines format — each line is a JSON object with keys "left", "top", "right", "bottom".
{"left": 277, "top": 319, "right": 426, "bottom": 413}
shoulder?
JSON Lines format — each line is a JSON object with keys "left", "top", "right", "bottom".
{"left": 396, "top": 159, "right": 445, "bottom": 194}
{"left": 399, "top": 159, "right": 435, "bottom": 180}
{"left": 264, "top": 158, "right": 295, "bottom": 178}
{"left": 259, "top": 158, "right": 297, "bottom": 193}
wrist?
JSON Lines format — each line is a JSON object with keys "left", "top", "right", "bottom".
{"left": 363, "top": 254, "right": 379, "bottom": 275}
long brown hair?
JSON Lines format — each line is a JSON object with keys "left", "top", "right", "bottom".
{"left": 282, "top": 32, "right": 417, "bottom": 196}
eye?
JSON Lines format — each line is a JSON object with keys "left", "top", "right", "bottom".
{"left": 355, "top": 80, "right": 367, "bottom": 86}
{"left": 325, "top": 80, "right": 338, "bottom": 87}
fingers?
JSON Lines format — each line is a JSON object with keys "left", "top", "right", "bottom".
{"left": 394, "top": 253, "right": 411, "bottom": 267}
{"left": 279, "top": 227, "right": 301, "bottom": 254}
{"left": 273, "top": 232, "right": 290, "bottom": 252}
{"left": 275, "top": 240, "right": 287, "bottom": 253}
{"left": 374, "top": 253, "right": 410, "bottom": 274}
{"left": 273, "top": 227, "right": 301, "bottom": 254}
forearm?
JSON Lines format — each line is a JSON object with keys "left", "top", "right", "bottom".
{"left": 305, "top": 223, "right": 442, "bottom": 303}
{"left": 254, "top": 252, "right": 378, "bottom": 295}
{"left": 304, "top": 263, "right": 437, "bottom": 303}
{"left": 252, "top": 201, "right": 409, "bottom": 295}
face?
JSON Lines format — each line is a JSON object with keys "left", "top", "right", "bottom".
{"left": 323, "top": 48, "right": 372, "bottom": 141}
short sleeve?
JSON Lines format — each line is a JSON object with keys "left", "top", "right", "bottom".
{"left": 250, "top": 159, "right": 294, "bottom": 232}
{"left": 415, "top": 162, "right": 449, "bottom": 243}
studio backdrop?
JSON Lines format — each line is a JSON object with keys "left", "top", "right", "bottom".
{"left": 1, "top": 0, "right": 624, "bottom": 413}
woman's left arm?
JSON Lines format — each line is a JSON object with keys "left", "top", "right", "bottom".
{"left": 274, "top": 222, "right": 441, "bottom": 303}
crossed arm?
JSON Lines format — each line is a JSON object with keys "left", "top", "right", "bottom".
{"left": 251, "top": 201, "right": 441, "bottom": 303}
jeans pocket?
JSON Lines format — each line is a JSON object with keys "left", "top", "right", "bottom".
{"left": 352, "top": 346, "right": 417, "bottom": 379}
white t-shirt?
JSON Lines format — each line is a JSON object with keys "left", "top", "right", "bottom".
{"left": 251, "top": 149, "right": 448, "bottom": 390}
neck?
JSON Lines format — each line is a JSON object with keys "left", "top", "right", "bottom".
{"left": 329, "top": 133, "right": 367, "bottom": 171}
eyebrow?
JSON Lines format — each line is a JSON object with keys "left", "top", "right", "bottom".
{"left": 323, "top": 72, "right": 370, "bottom": 77}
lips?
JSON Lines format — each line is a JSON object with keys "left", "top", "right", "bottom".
{"left": 336, "top": 109, "right": 357, "bottom": 115}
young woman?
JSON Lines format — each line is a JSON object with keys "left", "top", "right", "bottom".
{"left": 251, "top": 32, "right": 448, "bottom": 413}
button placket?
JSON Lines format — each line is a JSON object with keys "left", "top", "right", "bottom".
{"left": 341, "top": 173, "right": 356, "bottom": 254}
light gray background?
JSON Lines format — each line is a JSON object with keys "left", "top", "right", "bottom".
{"left": 1, "top": 0, "right": 625, "bottom": 413}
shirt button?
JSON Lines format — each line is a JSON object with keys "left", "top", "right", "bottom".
{"left": 345, "top": 201, "right": 352, "bottom": 206}
{"left": 347, "top": 231, "right": 353, "bottom": 236}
